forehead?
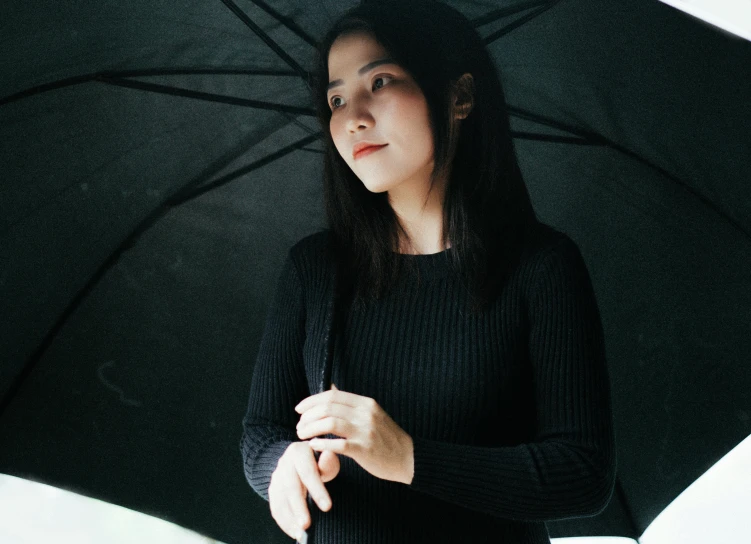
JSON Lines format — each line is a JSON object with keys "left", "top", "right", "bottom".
{"left": 327, "top": 31, "right": 389, "bottom": 74}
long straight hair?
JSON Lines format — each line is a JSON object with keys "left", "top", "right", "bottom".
{"left": 308, "top": 0, "right": 539, "bottom": 314}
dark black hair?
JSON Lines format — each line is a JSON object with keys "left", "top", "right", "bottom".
{"left": 308, "top": 0, "right": 539, "bottom": 314}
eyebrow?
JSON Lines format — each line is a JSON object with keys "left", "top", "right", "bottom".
{"left": 327, "top": 58, "right": 397, "bottom": 92}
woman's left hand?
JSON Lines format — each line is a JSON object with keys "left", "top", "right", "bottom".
{"left": 295, "top": 384, "right": 414, "bottom": 485}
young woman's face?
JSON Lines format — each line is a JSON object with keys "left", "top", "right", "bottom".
{"left": 326, "top": 31, "right": 435, "bottom": 195}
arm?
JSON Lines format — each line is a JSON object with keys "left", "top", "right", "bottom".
{"left": 240, "top": 251, "right": 309, "bottom": 502}
{"left": 407, "top": 236, "right": 617, "bottom": 522}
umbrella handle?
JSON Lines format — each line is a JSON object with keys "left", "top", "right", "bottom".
{"left": 296, "top": 521, "right": 309, "bottom": 544}
{"left": 296, "top": 440, "right": 323, "bottom": 544}
{"left": 296, "top": 473, "right": 318, "bottom": 544}
{"left": 304, "top": 244, "right": 340, "bottom": 543}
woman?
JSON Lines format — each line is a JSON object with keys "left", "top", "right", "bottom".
{"left": 240, "top": 1, "right": 617, "bottom": 542}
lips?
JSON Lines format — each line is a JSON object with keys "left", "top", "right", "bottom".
{"left": 353, "top": 143, "right": 387, "bottom": 159}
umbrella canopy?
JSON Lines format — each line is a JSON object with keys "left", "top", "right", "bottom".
{"left": 1, "top": 0, "right": 749, "bottom": 542}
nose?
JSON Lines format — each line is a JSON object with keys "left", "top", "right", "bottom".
{"left": 345, "top": 94, "right": 375, "bottom": 133}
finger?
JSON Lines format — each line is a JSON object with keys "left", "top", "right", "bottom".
{"left": 269, "top": 473, "right": 306, "bottom": 541}
{"left": 298, "top": 401, "right": 346, "bottom": 426}
{"left": 295, "top": 388, "right": 370, "bottom": 414}
{"left": 297, "top": 416, "right": 354, "bottom": 441}
{"left": 295, "top": 446, "right": 332, "bottom": 511}
{"left": 309, "top": 438, "right": 349, "bottom": 455}
{"left": 317, "top": 450, "right": 341, "bottom": 482}
{"left": 285, "top": 492, "right": 310, "bottom": 538}
{"left": 298, "top": 399, "right": 369, "bottom": 426}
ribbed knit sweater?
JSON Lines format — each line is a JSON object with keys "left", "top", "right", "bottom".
{"left": 240, "top": 221, "right": 617, "bottom": 543}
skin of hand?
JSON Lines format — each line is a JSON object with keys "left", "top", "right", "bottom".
{"left": 268, "top": 442, "right": 340, "bottom": 540}
{"left": 295, "top": 384, "right": 415, "bottom": 485}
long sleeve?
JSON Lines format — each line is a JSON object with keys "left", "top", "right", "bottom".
{"left": 240, "top": 251, "right": 309, "bottom": 502}
{"left": 407, "top": 236, "right": 617, "bottom": 522}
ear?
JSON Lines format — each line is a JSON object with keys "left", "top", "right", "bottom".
{"left": 451, "top": 73, "right": 474, "bottom": 120}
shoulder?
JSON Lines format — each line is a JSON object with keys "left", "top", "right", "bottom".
{"left": 287, "top": 228, "right": 335, "bottom": 279}
{"left": 515, "top": 220, "right": 593, "bottom": 286}
{"left": 519, "top": 221, "right": 597, "bottom": 301}
{"left": 290, "top": 228, "right": 331, "bottom": 257}
{"left": 520, "top": 221, "right": 578, "bottom": 259}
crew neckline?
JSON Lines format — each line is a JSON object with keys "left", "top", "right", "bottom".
{"left": 395, "top": 248, "right": 450, "bottom": 257}
{"left": 394, "top": 247, "right": 452, "bottom": 281}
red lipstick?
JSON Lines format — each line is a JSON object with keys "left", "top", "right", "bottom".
{"left": 353, "top": 142, "right": 387, "bottom": 159}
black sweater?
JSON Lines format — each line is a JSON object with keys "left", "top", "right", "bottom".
{"left": 240, "top": 222, "right": 617, "bottom": 543}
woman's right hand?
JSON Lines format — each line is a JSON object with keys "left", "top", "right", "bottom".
{"left": 269, "top": 441, "right": 340, "bottom": 540}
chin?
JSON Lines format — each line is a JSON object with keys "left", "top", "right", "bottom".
{"left": 359, "top": 178, "right": 395, "bottom": 194}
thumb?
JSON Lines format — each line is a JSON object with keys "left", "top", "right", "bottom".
{"left": 317, "top": 450, "right": 340, "bottom": 482}
{"left": 331, "top": 383, "right": 338, "bottom": 391}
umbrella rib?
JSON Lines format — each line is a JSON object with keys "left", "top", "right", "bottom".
{"left": 245, "top": 0, "right": 319, "bottom": 48}
{"left": 0, "top": 68, "right": 299, "bottom": 106}
{"left": 511, "top": 131, "right": 593, "bottom": 145}
{"left": 509, "top": 106, "right": 751, "bottom": 242}
{"left": 0, "top": 73, "right": 96, "bottom": 106}
{"left": 105, "top": 67, "right": 299, "bottom": 77}
{"left": 168, "top": 132, "right": 323, "bottom": 207}
{"left": 471, "top": 0, "right": 552, "bottom": 28}
{"left": 509, "top": 106, "right": 612, "bottom": 146}
{"left": 96, "top": 75, "right": 316, "bottom": 116}
{"left": 482, "top": 1, "right": 564, "bottom": 45}
{"left": 0, "top": 131, "right": 320, "bottom": 421}
{"left": 219, "top": 0, "right": 310, "bottom": 81}
{"left": 614, "top": 477, "right": 641, "bottom": 539}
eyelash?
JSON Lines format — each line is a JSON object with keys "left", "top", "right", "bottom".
{"left": 329, "top": 75, "right": 394, "bottom": 111}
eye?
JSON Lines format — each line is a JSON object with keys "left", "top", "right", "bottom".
{"left": 372, "top": 74, "right": 392, "bottom": 90}
{"left": 329, "top": 74, "right": 394, "bottom": 111}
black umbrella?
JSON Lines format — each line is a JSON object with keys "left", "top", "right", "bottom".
{"left": 1, "top": 1, "right": 749, "bottom": 543}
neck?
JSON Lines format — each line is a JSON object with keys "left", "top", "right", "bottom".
{"left": 388, "top": 175, "right": 449, "bottom": 255}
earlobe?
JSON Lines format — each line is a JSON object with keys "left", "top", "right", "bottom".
{"left": 454, "top": 102, "right": 472, "bottom": 120}
{"left": 452, "top": 73, "right": 474, "bottom": 120}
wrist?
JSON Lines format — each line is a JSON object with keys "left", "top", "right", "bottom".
{"left": 403, "top": 435, "right": 414, "bottom": 485}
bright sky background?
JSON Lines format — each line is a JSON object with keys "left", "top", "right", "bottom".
{"left": 0, "top": 474, "right": 225, "bottom": 544}
{"left": 657, "top": 0, "right": 751, "bottom": 41}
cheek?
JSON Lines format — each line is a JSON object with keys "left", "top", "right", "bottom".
{"left": 329, "top": 118, "right": 346, "bottom": 158}
{"left": 391, "top": 94, "right": 433, "bottom": 147}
